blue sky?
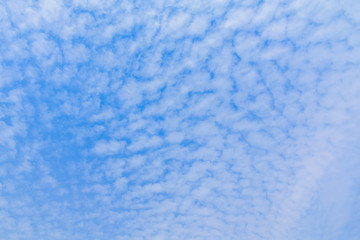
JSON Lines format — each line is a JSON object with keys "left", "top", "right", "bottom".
{"left": 1, "top": 0, "right": 360, "bottom": 239}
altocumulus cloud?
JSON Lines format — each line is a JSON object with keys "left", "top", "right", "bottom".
{"left": 0, "top": 0, "right": 360, "bottom": 239}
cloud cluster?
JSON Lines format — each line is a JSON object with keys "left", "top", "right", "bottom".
{"left": 1, "top": 0, "right": 360, "bottom": 239}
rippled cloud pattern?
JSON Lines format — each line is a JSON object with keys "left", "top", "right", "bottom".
{"left": 1, "top": 0, "right": 360, "bottom": 239}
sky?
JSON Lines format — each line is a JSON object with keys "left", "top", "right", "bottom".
{"left": 0, "top": 0, "right": 360, "bottom": 239}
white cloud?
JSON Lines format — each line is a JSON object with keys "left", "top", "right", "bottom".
{"left": 92, "top": 140, "right": 125, "bottom": 155}
{"left": 0, "top": 0, "right": 360, "bottom": 239}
